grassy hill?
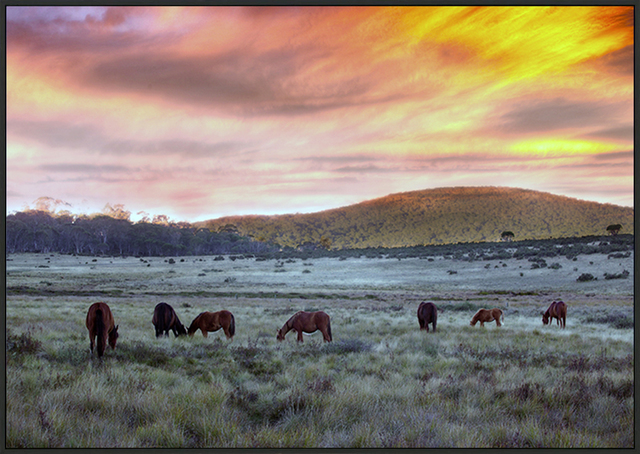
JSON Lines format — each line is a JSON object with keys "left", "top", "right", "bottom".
{"left": 196, "top": 187, "right": 634, "bottom": 249}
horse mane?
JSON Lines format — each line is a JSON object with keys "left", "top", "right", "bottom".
{"left": 287, "top": 312, "right": 303, "bottom": 328}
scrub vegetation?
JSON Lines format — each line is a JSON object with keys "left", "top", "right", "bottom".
{"left": 5, "top": 244, "right": 633, "bottom": 448}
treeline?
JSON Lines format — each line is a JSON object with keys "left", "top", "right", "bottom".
{"left": 5, "top": 210, "right": 279, "bottom": 257}
{"left": 196, "top": 187, "right": 635, "bottom": 249}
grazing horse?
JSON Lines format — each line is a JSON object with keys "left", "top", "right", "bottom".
{"left": 86, "top": 302, "right": 119, "bottom": 357}
{"left": 152, "top": 302, "right": 187, "bottom": 338}
{"left": 470, "top": 308, "right": 504, "bottom": 327}
{"left": 417, "top": 302, "right": 438, "bottom": 332}
{"left": 187, "top": 310, "right": 235, "bottom": 340}
{"left": 277, "top": 311, "right": 332, "bottom": 343}
{"left": 542, "top": 301, "right": 567, "bottom": 329}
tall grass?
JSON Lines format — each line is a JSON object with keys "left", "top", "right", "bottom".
{"left": 6, "top": 296, "right": 634, "bottom": 448}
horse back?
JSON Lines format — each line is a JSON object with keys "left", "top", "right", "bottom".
{"left": 419, "top": 302, "right": 437, "bottom": 321}
{"left": 87, "top": 302, "right": 114, "bottom": 330}
{"left": 153, "top": 302, "right": 177, "bottom": 328}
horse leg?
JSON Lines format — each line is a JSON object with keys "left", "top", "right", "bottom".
{"left": 297, "top": 329, "right": 304, "bottom": 343}
{"left": 201, "top": 329, "right": 208, "bottom": 338}
{"left": 89, "top": 333, "right": 95, "bottom": 353}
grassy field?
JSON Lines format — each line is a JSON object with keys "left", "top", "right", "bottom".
{"left": 5, "top": 250, "right": 634, "bottom": 448}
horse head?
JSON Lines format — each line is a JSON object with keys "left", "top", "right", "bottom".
{"left": 541, "top": 312, "right": 549, "bottom": 325}
{"left": 108, "top": 325, "right": 119, "bottom": 349}
{"left": 276, "top": 328, "right": 285, "bottom": 341}
{"left": 176, "top": 323, "right": 187, "bottom": 336}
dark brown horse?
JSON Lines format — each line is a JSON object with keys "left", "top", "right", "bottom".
{"left": 542, "top": 301, "right": 567, "bottom": 328}
{"left": 187, "top": 310, "right": 235, "bottom": 340}
{"left": 277, "top": 311, "right": 332, "bottom": 343}
{"left": 86, "top": 302, "right": 119, "bottom": 357}
{"left": 470, "top": 308, "right": 504, "bottom": 327}
{"left": 417, "top": 302, "right": 437, "bottom": 332}
{"left": 152, "top": 302, "right": 187, "bottom": 338}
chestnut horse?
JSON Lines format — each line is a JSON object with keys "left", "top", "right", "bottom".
{"left": 86, "top": 302, "right": 119, "bottom": 357}
{"left": 187, "top": 310, "right": 235, "bottom": 340}
{"left": 470, "top": 308, "right": 504, "bottom": 327}
{"left": 152, "top": 302, "right": 187, "bottom": 338}
{"left": 277, "top": 311, "right": 332, "bottom": 343}
{"left": 417, "top": 302, "right": 438, "bottom": 332}
{"left": 542, "top": 301, "right": 567, "bottom": 328}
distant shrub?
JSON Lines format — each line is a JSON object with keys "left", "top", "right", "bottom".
{"left": 577, "top": 273, "right": 596, "bottom": 282}
{"left": 445, "top": 301, "right": 483, "bottom": 312}
{"left": 604, "top": 270, "right": 629, "bottom": 280}
{"left": 549, "top": 263, "right": 562, "bottom": 270}
{"left": 585, "top": 311, "right": 634, "bottom": 329}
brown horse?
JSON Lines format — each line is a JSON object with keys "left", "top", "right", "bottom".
{"left": 152, "top": 302, "right": 187, "bottom": 338}
{"left": 470, "top": 308, "right": 504, "bottom": 327}
{"left": 187, "top": 310, "right": 235, "bottom": 339}
{"left": 417, "top": 302, "right": 438, "bottom": 332}
{"left": 542, "top": 301, "right": 567, "bottom": 328}
{"left": 86, "top": 302, "right": 119, "bottom": 357}
{"left": 277, "top": 311, "right": 332, "bottom": 343}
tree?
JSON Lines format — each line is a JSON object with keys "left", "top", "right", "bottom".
{"left": 606, "top": 224, "right": 622, "bottom": 236}
{"left": 319, "top": 236, "right": 332, "bottom": 250}
{"left": 500, "top": 231, "right": 515, "bottom": 242}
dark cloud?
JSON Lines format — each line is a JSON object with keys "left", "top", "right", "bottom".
{"left": 7, "top": 120, "right": 97, "bottom": 149}
{"left": 594, "top": 45, "right": 634, "bottom": 76}
{"left": 6, "top": 7, "right": 163, "bottom": 54}
{"left": 580, "top": 125, "right": 634, "bottom": 142}
{"left": 334, "top": 164, "right": 396, "bottom": 174}
{"left": 8, "top": 119, "right": 247, "bottom": 157}
{"left": 590, "top": 150, "right": 633, "bottom": 161}
{"left": 498, "top": 98, "right": 628, "bottom": 134}
{"left": 39, "top": 163, "right": 132, "bottom": 173}
{"left": 80, "top": 48, "right": 402, "bottom": 116}
{"left": 101, "top": 139, "right": 246, "bottom": 158}
{"left": 294, "top": 155, "right": 377, "bottom": 164}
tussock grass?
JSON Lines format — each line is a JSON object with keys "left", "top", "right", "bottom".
{"left": 6, "top": 294, "right": 633, "bottom": 448}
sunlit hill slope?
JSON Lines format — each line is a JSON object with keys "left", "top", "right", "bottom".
{"left": 197, "top": 187, "right": 634, "bottom": 249}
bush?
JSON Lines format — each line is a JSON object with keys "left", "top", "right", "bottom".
{"left": 6, "top": 331, "right": 41, "bottom": 356}
{"left": 577, "top": 273, "right": 596, "bottom": 282}
{"left": 603, "top": 270, "right": 629, "bottom": 280}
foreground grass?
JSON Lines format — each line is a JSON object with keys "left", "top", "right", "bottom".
{"left": 6, "top": 297, "right": 634, "bottom": 448}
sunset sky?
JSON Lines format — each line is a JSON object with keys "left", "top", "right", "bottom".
{"left": 6, "top": 6, "right": 634, "bottom": 222}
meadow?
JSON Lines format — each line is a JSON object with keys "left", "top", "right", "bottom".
{"left": 5, "top": 248, "right": 634, "bottom": 448}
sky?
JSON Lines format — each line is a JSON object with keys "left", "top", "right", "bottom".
{"left": 6, "top": 6, "right": 634, "bottom": 223}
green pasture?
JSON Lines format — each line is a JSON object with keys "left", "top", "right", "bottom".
{"left": 5, "top": 295, "right": 634, "bottom": 448}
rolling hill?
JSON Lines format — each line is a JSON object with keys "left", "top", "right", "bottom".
{"left": 196, "top": 187, "right": 634, "bottom": 249}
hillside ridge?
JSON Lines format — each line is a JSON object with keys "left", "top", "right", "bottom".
{"left": 197, "top": 186, "right": 634, "bottom": 249}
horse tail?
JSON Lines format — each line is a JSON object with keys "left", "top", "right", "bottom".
{"left": 95, "top": 308, "right": 106, "bottom": 356}
{"left": 327, "top": 318, "right": 332, "bottom": 341}
{"left": 229, "top": 313, "right": 236, "bottom": 338}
